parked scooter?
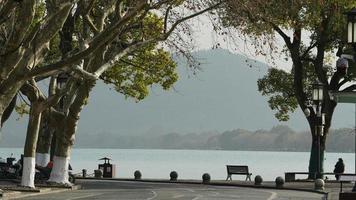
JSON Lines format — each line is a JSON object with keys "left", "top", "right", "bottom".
{"left": 0, "top": 154, "right": 21, "bottom": 179}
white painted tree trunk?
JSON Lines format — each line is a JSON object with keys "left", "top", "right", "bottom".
{"left": 48, "top": 156, "right": 71, "bottom": 185}
{"left": 20, "top": 157, "right": 35, "bottom": 188}
{"left": 35, "top": 153, "right": 50, "bottom": 167}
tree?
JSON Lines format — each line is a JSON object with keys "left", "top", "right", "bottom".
{"left": 3, "top": 0, "right": 221, "bottom": 187}
{"left": 0, "top": 0, "right": 215, "bottom": 126}
{"left": 216, "top": 0, "right": 356, "bottom": 178}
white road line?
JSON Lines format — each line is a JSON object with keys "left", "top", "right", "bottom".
{"left": 66, "top": 193, "right": 104, "bottom": 200}
{"left": 266, "top": 191, "right": 278, "bottom": 200}
{"left": 146, "top": 190, "right": 158, "bottom": 200}
{"left": 181, "top": 188, "right": 195, "bottom": 193}
{"left": 210, "top": 191, "right": 220, "bottom": 196}
{"left": 192, "top": 195, "right": 203, "bottom": 200}
{"left": 173, "top": 194, "right": 185, "bottom": 198}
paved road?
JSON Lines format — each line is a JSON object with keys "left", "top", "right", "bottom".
{"left": 21, "top": 180, "right": 326, "bottom": 200}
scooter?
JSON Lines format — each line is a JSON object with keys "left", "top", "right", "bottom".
{"left": 0, "top": 155, "right": 21, "bottom": 179}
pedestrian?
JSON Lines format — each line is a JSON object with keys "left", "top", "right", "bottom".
{"left": 334, "top": 158, "right": 345, "bottom": 181}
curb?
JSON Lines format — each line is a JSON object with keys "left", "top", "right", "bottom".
{"left": 1, "top": 184, "right": 81, "bottom": 199}
{"left": 76, "top": 177, "right": 328, "bottom": 195}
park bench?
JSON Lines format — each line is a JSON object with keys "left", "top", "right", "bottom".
{"left": 226, "top": 165, "right": 252, "bottom": 181}
{"left": 285, "top": 172, "right": 350, "bottom": 182}
{"left": 285, "top": 172, "right": 314, "bottom": 182}
{"left": 338, "top": 174, "right": 356, "bottom": 200}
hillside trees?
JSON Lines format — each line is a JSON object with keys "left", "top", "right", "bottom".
{"left": 216, "top": 0, "right": 356, "bottom": 178}
{"left": 1, "top": 0, "right": 221, "bottom": 187}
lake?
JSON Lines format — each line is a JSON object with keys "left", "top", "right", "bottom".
{"left": 0, "top": 148, "right": 355, "bottom": 181}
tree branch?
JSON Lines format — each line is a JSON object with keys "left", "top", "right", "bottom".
{"left": 24, "top": 1, "right": 148, "bottom": 80}
{"left": 162, "top": 1, "right": 222, "bottom": 40}
{"left": 0, "top": 0, "right": 17, "bottom": 26}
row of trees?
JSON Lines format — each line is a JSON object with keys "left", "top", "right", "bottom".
{"left": 2, "top": 0, "right": 356, "bottom": 187}
{"left": 0, "top": 0, "right": 220, "bottom": 188}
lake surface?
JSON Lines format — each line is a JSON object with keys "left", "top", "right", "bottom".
{"left": 1, "top": 148, "right": 355, "bottom": 181}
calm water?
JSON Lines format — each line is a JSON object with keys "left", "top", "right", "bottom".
{"left": 0, "top": 148, "right": 355, "bottom": 181}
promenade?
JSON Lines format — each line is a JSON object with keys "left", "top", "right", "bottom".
{"left": 1, "top": 177, "right": 354, "bottom": 199}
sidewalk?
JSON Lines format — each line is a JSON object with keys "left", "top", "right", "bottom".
{"left": 0, "top": 180, "right": 81, "bottom": 200}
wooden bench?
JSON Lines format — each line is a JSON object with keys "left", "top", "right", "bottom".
{"left": 339, "top": 174, "right": 356, "bottom": 200}
{"left": 226, "top": 165, "right": 252, "bottom": 181}
{"left": 285, "top": 172, "right": 314, "bottom": 182}
{"left": 285, "top": 172, "right": 350, "bottom": 182}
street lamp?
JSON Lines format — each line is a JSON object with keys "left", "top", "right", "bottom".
{"left": 312, "top": 81, "right": 324, "bottom": 103}
{"left": 312, "top": 81, "right": 324, "bottom": 179}
{"left": 57, "top": 73, "right": 69, "bottom": 89}
{"left": 346, "top": 7, "right": 356, "bottom": 191}
{"left": 346, "top": 8, "right": 356, "bottom": 45}
{"left": 56, "top": 73, "right": 69, "bottom": 109}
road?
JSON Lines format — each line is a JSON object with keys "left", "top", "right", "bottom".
{"left": 21, "top": 179, "right": 326, "bottom": 200}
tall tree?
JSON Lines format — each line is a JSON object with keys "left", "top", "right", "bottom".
{"left": 0, "top": 0, "right": 214, "bottom": 127}
{"left": 8, "top": 0, "right": 221, "bottom": 187}
{"left": 216, "top": 0, "right": 356, "bottom": 178}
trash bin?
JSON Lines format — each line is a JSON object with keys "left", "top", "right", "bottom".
{"left": 98, "top": 157, "right": 115, "bottom": 178}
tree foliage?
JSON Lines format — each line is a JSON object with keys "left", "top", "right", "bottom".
{"left": 215, "top": 0, "right": 356, "bottom": 177}
{"left": 257, "top": 68, "right": 297, "bottom": 121}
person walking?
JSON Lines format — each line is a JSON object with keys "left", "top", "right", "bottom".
{"left": 334, "top": 158, "right": 345, "bottom": 181}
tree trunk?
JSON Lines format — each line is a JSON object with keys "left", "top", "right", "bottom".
{"left": 35, "top": 115, "right": 52, "bottom": 167}
{"left": 49, "top": 81, "right": 93, "bottom": 185}
{"left": 21, "top": 102, "right": 42, "bottom": 188}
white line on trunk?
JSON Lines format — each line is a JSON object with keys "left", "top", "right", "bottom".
{"left": 48, "top": 156, "right": 71, "bottom": 185}
{"left": 35, "top": 153, "right": 50, "bottom": 167}
{"left": 20, "top": 157, "right": 35, "bottom": 188}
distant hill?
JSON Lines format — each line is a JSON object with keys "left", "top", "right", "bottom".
{"left": 1, "top": 49, "right": 355, "bottom": 149}
{"left": 72, "top": 125, "right": 356, "bottom": 153}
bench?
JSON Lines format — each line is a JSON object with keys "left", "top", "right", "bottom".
{"left": 285, "top": 172, "right": 314, "bottom": 182}
{"left": 285, "top": 172, "right": 351, "bottom": 182}
{"left": 226, "top": 165, "right": 252, "bottom": 181}
{"left": 339, "top": 174, "right": 356, "bottom": 191}
{"left": 339, "top": 174, "right": 356, "bottom": 200}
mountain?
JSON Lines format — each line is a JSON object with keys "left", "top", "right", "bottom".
{"left": 1, "top": 49, "right": 355, "bottom": 148}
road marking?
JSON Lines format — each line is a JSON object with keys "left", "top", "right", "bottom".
{"left": 173, "top": 194, "right": 185, "bottom": 198}
{"left": 266, "top": 191, "right": 278, "bottom": 200}
{"left": 66, "top": 193, "right": 103, "bottom": 200}
{"left": 177, "top": 188, "right": 195, "bottom": 192}
{"left": 209, "top": 191, "right": 220, "bottom": 196}
{"left": 192, "top": 195, "right": 203, "bottom": 200}
{"left": 146, "top": 190, "right": 157, "bottom": 200}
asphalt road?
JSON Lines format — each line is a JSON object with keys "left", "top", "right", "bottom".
{"left": 21, "top": 179, "right": 326, "bottom": 200}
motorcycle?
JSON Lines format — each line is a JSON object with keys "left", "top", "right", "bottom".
{"left": 0, "top": 154, "right": 75, "bottom": 184}
{"left": 0, "top": 155, "right": 21, "bottom": 179}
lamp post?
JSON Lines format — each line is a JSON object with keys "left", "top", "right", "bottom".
{"left": 312, "top": 81, "right": 324, "bottom": 179}
{"left": 346, "top": 8, "right": 356, "bottom": 47}
{"left": 56, "top": 73, "right": 69, "bottom": 110}
{"left": 346, "top": 8, "right": 356, "bottom": 190}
